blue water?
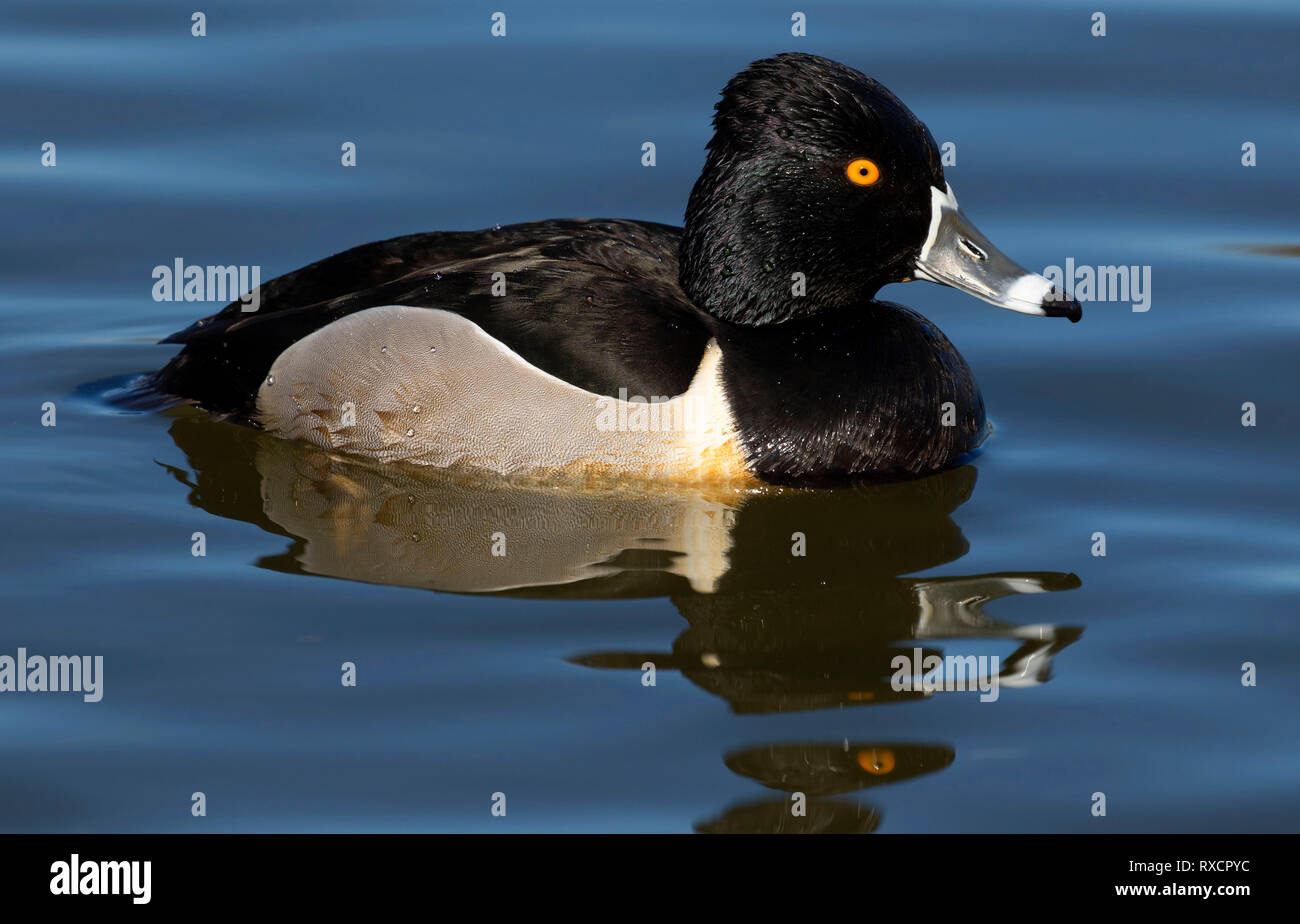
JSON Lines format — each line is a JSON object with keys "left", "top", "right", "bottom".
{"left": 2, "top": 0, "right": 1298, "bottom": 832}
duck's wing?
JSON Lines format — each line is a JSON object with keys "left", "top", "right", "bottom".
{"left": 154, "top": 218, "right": 713, "bottom": 422}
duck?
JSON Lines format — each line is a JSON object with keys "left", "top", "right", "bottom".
{"left": 152, "top": 52, "right": 1080, "bottom": 486}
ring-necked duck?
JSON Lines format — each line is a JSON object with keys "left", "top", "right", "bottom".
{"left": 153, "top": 52, "right": 1079, "bottom": 485}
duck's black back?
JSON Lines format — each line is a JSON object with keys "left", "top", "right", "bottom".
{"left": 154, "top": 219, "right": 714, "bottom": 421}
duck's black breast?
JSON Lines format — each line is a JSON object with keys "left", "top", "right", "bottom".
{"left": 154, "top": 219, "right": 714, "bottom": 421}
{"left": 715, "top": 302, "right": 987, "bottom": 483}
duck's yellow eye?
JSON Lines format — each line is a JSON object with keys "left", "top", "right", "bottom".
{"left": 846, "top": 158, "right": 881, "bottom": 186}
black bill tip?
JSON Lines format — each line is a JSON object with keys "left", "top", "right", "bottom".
{"left": 1043, "top": 286, "right": 1083, "bottom": 323}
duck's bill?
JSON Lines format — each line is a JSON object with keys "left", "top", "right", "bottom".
{"left": 912, "top": 185, "right": 1082, "bottom": 322}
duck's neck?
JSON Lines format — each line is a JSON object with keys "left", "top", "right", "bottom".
{"left": 713, "top": 302, "right": 987, "bottom": 482}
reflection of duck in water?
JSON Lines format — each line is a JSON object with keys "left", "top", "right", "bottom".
{"left": 161, "top": 412, "right": 745, "bottom": 595}
{"left": 164, "top": 413, "right": 1082, "bottom": 715}
{"left": 696, "top": 742, "right": 954, "bottom": 834}
{"left": 163, "top": 415, "right": 1082, "bottom": 832}
{"left": 561, "top": 463, "right": 1083, "bottom": 715}
{"left": 577, "top": 572, "right": 1081, "bottom": 714}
